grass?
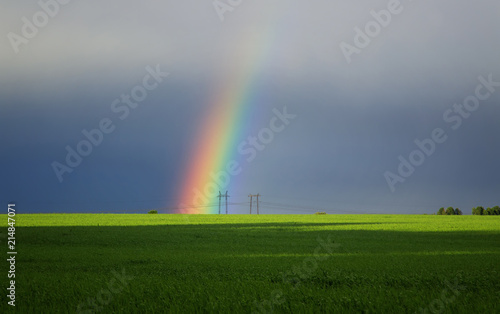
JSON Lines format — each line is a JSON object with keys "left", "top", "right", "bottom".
{"left": 1, "top": 214, "right": 500, "bottom": 313}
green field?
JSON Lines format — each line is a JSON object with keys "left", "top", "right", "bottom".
{"left": 2, "top": 214, "right": 500, "bottom": 313}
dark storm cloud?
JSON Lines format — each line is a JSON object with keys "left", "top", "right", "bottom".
{"left": 1, "top": 0, "right": 499, "bottom": 213}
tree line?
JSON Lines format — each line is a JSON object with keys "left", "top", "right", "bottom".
{"left": 437, "top": 207, "right": 463, "bottom": 215}
{"left": 436, "top": 206, "right": 500, "bottom": 215}
{"left": 471, "top": 206, "right": 500, "bottom": 215}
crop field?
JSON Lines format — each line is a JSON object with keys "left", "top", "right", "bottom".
{"left": 1, "top": 214, "right": 500, "bottom": 313}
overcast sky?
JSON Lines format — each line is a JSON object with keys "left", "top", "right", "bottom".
{"left": 1, "top": 0, "right": 499, "bottom": 214}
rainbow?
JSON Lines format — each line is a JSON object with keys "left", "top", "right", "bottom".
{"left": 176, "top": 31, "right": 274, "bottom": 214}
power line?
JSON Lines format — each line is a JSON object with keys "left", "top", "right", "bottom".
{"left": 27, "top": 191, "right": 443, "bottom": 214}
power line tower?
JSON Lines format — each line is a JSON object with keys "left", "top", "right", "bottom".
{"left": 218, "top": 191, "right": 229, "bottom": 214}
{"left": 218, "top": 192, "right": 222, "bottom": 214}
{"left": 248, "top": 194, "right": 260, "bottom": 214}
{"left": 225, "top": 191, "right": 229, "bottom": 214}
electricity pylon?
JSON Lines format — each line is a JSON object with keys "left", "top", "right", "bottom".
{"left": 218, "top": 191, "right": 229, "bottom": 214}
{"left": 248, "top": 194, "right": 260, "bottom": 214}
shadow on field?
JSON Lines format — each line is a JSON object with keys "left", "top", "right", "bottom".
{"left": 10, "top": 221, "right": 500, "bottom": 314}
{"left": 17, "top": 222, "right": 500, "bottom": 258}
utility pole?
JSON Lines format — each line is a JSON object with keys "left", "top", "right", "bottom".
{"left": 256, "top": 194, "right": 259, "bottom": 214}
{"left": 218, "top": 191, "right": 222, "bottom": 214}
{"left": 225, "top": 191, "right": 229, "bottom": 214}
{"left": 248, "top": 194, "right": 260, "bottom": 214}
{"left": 248, "top": 194, "right": 253, "bottom": 214}
{"left": 218, "top": 191, "right": 229, "bottom": 214}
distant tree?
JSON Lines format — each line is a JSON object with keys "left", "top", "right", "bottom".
{"left": 148, "top": 210, "right": 158, "bottom": 214}
{"left": 446, "top": 207, "right": 456, "bottom": 215}
{"left": 492, "top": 206, "right": 500, "bottom": 215}
{"left": 486, "top": 207, "right": 495, "bottom": 215}
{"left": 473, "top": 206, "right": 485, "bottom": 215}
{"left": 454, "top": 208, "right": 463, "bottom": 215}
{"left": 437, "top": 207, "right": 445, "bottom": 215}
